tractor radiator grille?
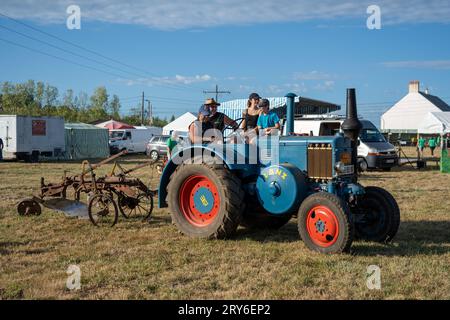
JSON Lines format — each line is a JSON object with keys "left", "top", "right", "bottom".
{"left": 307, "top": 143, "right": 333, "bottom": 180}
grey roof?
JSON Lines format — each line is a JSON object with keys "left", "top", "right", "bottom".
{"left": 419, "top": 92, "right": 450, "bottom": 111}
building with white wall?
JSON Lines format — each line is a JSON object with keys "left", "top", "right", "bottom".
{"left": 381, "top": 81, "right": 450, "bottom": 133}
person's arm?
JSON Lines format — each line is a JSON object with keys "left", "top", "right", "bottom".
{"left": 240, "top": 111, "right": 247, "bottom": 130}
{"left": 264, "top": 114, "right": 280, "bottom": 134}
{"left": 189, "top": 123, "right": 201, "bottom": 144}
{"left": 224, "top": 115, "right": 238, "bottom": 130}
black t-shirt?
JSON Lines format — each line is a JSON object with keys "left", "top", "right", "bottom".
{"left": 209, "top": 112, "right": 226, "bottom": 131}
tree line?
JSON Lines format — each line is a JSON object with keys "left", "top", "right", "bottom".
{"left": 0, "top": 80, "right": 174, "bottom": 127}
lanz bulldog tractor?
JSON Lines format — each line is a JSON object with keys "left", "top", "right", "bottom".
{"left": 158, "top": 89, "right": 400, "bottom": 254}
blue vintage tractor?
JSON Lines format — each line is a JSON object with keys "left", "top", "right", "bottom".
{"left": 158, "top": 89, "right": 400, "bottom": 254}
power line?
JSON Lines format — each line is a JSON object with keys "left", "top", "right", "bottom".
{"left": 203, "top": 84, "right": 231, "bottom": 102}
{"left": 0, "top": 11, "right": 207, "bottom": 92}
{"left": 0, "top": 24, "right": 147, "bottom": 80}
{"left": 0, "top": 37, "right": 130, "bottom": 79}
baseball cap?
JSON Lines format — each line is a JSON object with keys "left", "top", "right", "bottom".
{"left": 258, "top": 99, "right": 270, "bottom": 108}
{"left": 248, "top": 92, "right": 261, "bottom": 100}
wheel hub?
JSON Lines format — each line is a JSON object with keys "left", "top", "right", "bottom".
{"left": 306, "top": 205, "right": 339, "bottom": 247}
{"left": 179, "top": 175, "right": 220, "bottom": 227}
{"left": 315, "top": 219, "right": 326, "bottom": 233}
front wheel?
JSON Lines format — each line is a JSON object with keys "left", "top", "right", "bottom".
{"left": 353, "top": 186, "right": 400, "bottom": 242}
{"left": 298, "top": 192, "right": 353, "bottom": 254}
{"left": 167, "top": 163, "right": 243, "bottom": 239}
{"left": 149, "top": 150, "right": 159, "bottom": 161}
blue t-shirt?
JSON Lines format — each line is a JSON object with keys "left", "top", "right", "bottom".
{"left": 257, "top": 112, "right": 280, "bottom": 129}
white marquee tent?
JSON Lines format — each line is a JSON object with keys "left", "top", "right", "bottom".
{"left": 162, "top": 112, "right": 196, "bottom": 135}
{"left": 418, "top": 112, "right": 450, "bottom": 134}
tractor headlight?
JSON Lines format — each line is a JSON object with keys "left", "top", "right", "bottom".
{"left": 335, "top": 161, "right": 345, "bottom": 173}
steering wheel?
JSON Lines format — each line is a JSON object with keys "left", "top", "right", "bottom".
{"left": 222, "top": 117, "right": 244, "bottom": 134}
{"left": 222, "top": 117, "right": 245, "bottom": 143}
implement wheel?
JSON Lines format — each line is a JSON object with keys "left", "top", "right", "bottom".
{"left": 298, "top": 192, "right": 353, "bottom": 254}
{"left": 167, "top": 163, "right": 244, "bottom": 239}
{"left": 118, "top": 192, "right": 154, "bottom": 221}
{"left": 353, "top": 186, "right": 400, "bottom": 243}
{"left": 17, "top": 198, "right": 42, "bottom": 216}
{"left": 88, "top": 193, "right": 118, "bottom": 227}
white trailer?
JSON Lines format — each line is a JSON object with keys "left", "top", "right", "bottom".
{"left": 0, "top": 115, "right": 65, "bottom": 161}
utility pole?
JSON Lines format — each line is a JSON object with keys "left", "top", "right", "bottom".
{"left": 145, "top": 99, "right": 152, "bottom": 126}
{"left": 141, "top": 91, "right": 145, "bottom": 126}
{"left": 203, "top": 84, "right": 230, "bottom": 102}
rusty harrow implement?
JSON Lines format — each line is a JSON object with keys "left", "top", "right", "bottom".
{"left": 17, "top": 151, "right": 160, "bottom": 227}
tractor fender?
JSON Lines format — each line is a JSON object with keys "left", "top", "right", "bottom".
{"left": 158, "top": 146, "right": 232, "bottom": 208}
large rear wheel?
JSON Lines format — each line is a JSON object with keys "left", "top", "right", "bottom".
{"left": 298, "top": 192, "right": 353, "bottom": 254}
{"left": 167, "top": 163, "right": 243, "bottom": 239}
{"left": 353, "top": 186, "right": 400, "bottom": 243}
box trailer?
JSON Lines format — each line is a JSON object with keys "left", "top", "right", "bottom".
{"left": 0, "top": 115, "right": 65, "bottom": 161}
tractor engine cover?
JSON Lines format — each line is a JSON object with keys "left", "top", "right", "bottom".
{"left": 256, "top": 164, "right": 307, "bottom": 215}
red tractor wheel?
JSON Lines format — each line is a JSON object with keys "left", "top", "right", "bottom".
{"left": 298, "top": 192, "right": 353, "bottom": 254}
{"left": 167, "top": 163, "right": 243, "bottom": 239}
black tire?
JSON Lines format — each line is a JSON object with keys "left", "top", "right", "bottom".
{"left": 298, "top": 192, "right": 353, "bottom": 254}
{"left": 88, "top": 194, "right": 118, "bottom": 227}
{"left": 353, "top": 186, "right": 400, "bottom": 243}
{"left": 241, "top": 196, "right": 292, "bottom": 230}
{"left": 149, "top": 150, "right": 159, "bottom": 161}
{"left": 167, "top": 163, "right": 243, "bottom": 239}
{"left": 357, "top": 157, "right": 368, "bottom": 173}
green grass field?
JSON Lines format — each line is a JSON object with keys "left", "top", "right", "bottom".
{"left": 0, "top": 155, "right": 449, "bottom": 299}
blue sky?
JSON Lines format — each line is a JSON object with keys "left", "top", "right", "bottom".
{"left": 1, "top": 0, "right": 450, "bottom": 126}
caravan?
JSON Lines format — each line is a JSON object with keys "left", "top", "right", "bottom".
{"left": 0, "top": 115, "right": 65, "bottom": 161}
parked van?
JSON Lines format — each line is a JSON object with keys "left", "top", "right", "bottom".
{"left": 109, "top": 127, "right": 161, "bottom": 154}
{"left": 0, "top": 115, "right": 65, "bottom": 161}
{"left": 283, "top": 116, "right": 398, "bottom": 171}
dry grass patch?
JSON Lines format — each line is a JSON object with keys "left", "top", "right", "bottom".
{"left": 0, "top": 157, "right": 449, "bottom": 299}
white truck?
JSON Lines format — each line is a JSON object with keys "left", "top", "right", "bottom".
{"left": 108, "top": 127, "right": 162, "bottom": 154}
{"left": 283, "top": 116, "right": 398, "bottom": 171}
{"left": 0, "top": 115, "right": 65, "bottom": 161}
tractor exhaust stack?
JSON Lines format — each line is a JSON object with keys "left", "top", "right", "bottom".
{"left": 285, "top": 92, "right": 297, "bottom": 136}
{"left": 341, "top": 88, "right": 362, "bottom": 177}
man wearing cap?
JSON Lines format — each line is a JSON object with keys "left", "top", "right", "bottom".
{"left": 204, "top": 98, "right": 238, "bottom": 132}
{"left": 257, "top": 99, "right": 280, "bottom": 135}
{"left": 188, "top": 104, "right": 215, "bottom": 144}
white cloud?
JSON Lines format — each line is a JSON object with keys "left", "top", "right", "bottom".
{"left": 1, "top": 0, "right": 450, "bottom": 30}
{"left": 314, "top": 80, "right": 335, "bottom": 91}
{"left": 118, "top": 74, "right": 213, "bottom": 86}
{"left": 293, "top": 71, "right": 335, "bottom": 81}
{"left": 381, "top": 60, "right": 450, "bottom": 69}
